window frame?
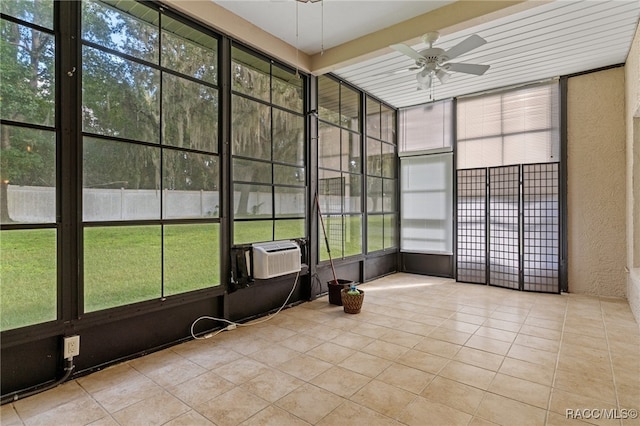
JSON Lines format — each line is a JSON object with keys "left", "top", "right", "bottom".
{"left": 230, "top": 43, "right": 307, "bottom": 245}
{"left": 79, "top": 0, "right": 223, "bottom": 315}
{"left": 317, "top": 75, "right": 367, "bottom": 262}
{"left": 0, "top": 2, "right": 60, "bottom": 332}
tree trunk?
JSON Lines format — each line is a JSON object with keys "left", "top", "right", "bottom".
{"left": 1, "top": 182, "right": 12, "bottom": 223}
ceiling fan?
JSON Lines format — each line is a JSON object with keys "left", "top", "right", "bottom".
{"left": 391, "top": 31, "right": 490, "bottom": 90}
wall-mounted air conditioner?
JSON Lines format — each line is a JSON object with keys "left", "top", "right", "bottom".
{"left": 252, "top": 240, "right": 301, "bottom": 279}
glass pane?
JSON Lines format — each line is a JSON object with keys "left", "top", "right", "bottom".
{"left": 163, "top": 150, "right": 219, "bottom": 219}
{"left": 340, "top": 84, "right": 360, "bottom": 130}
{"left": 273, "top": 109, "right": 304, "bottom": 166}
{"left": 382, "top": 142, "right": 395, "bottom": 178}
{"left": 318, "top": 123, "right": 341, "bottom": 171}
{"left": 161, "top": 15, "right": 217, "bottom": 84}
{"left": 401, "top": 154, "right": 453, "bottom": 253}
{"left": 233, "top": 158, "right": 271, "bottom": 184}
{"left": 0, "top": 125, "right": 56, "bottom": 224}
{"left": 400, "top": 100, "right": 453, "bottom": 153}
{"left": 319, "top": 215, "right": 342, "bottom": 261}
{"left": 381, "top": 104, "right": 396, "bottom": 143}
{"left": 274, "top": 164, "right": 305, "bottom": 186}
{"left": 383, "top": 178, "right": 396, "bottom": 213}
{"left": 83, "top": 46, "right": 160, "bottom": 143}
{"left": 275, "top": 186, "right": 305, "bottom": 217}
{"left": 1, "top": 0, "right": 53, "bottom": 29}
{"left": 164, "top": 223, "right": 220, "bottom": 296}
{"left": 272, "top": 64, "right": 303, "bottom": 112}
{"left": 384, "top": 213, "right": 396, "bottom": 249}
{"left": 162, "top": 73, "right": 218, "bottom": 153}
{"left": 367, "top": 177, "right": 383, "bottom": 213}
{"left": 367, "top": 138, "right": 382, "bottom": 176}
{"left": 275, "top": 218, "right": 305, "bottom": 240}
{"left": 0, "top": 229, "right": 56, "bottom": 331}
{"left": 231, "top": 95, "right": 270, "bottom": 160}
{"left": 344, "top": 215, "right": 362, "bottom": 257}
{"left": 344, "top": 174, "right": 361, "bottom": 213}
{"left": 342, "top": 130, "right": 361, "bottom": 173}
{"left": 233, "top": 183, "right": 271, "bottom": 219}
{"left": 367, "top": 215, "right": 384, "bottom": 253}
{"left": 0, "top": 22, "right": 55, "bottom": 127}
{"left": 234, "top": 220, "right": 272, "bottom": 244}
{"left": 82, "top": 0, "right": 159, "bottom": 63}
{"left": 84, "top": 225, "right": 161, "bottom": 312}
{"left": 318, "top": 169, "right": 341, "bottom": 214}
{"left": 83, "top": 137, "right": 161, "bottom": 221}
{"left": 318, "top": 75, "right": 340, "bottom": 125}
{"left": 231, "top": 47, "right": 270, "bottom": 102}
{"left": 366, "top": 97, "right": 380, "bottom": 140}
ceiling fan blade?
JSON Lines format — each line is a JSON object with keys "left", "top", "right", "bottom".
{"left": 444, "top": 34, "right": 486, "bottom": 60}
{"left": 446, "top": 63, "right": 490, "bottom": 75}
{"left": 386, "top": 66, "right": 421, "bottom": 76}
{"left": 390, "top": 43, "right": 424, "bottom": 62}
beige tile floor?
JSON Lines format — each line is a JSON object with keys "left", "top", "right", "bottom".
{"left": 2, "top": 273, "right": 640, "bottom": 426}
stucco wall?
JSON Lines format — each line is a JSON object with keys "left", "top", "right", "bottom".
{"left": 625, "top": 22, "right": 640, "bottom": 323}
{"left": 567, "top": 67, "right": 627, "bottom": 296}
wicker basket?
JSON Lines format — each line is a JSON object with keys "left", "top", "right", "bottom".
{"left": 341, "top": 289, "right": 364, "bottom": 314}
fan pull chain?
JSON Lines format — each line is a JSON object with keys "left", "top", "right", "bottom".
{"left": 295, "top": 0, "right": 300, "bottom": 78}
{"left": 320, "top": 0, "right": 324, "bottom": 55}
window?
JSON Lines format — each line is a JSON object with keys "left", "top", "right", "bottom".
{"left": 318, "top": 76, "right": 362, "bottom": 260}
{"left": 401, "top": 154, "right": 453, "bottom": 253}
{"left": 366, "top": 96, "right": 397, "bottom": 253}
{"left": 457, "top": 82, "right": 560, "bottom": 169}
{"left": 81, "top": 0, "right": 220, "bottom": 312}
{"left": 399, "top": 100, "right": 452, "bottom": 153}
{"left": 231, "top": 46, "right": 306, "bottom": 244}
{"left": 0, "top": 0, "right": 57, "bottom": 330}
{"left": 398, "top": 99, "right": 454, "bottom": 254}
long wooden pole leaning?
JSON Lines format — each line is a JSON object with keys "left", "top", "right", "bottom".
{"left": 315, "top": 193, "right": 338, "bottom": 284}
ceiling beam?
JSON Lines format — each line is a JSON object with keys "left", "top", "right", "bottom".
{"left": 310, "top": 0, "right": 551, "bottom": 75}
{"left": 163, "top": 0, "right": 312, "bottom": 73}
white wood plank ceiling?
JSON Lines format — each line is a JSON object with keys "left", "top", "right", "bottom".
{"left": 333, "top": 0, "right": 640, "bottom": 108}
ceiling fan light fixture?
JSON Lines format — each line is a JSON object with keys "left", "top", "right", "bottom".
{"left": 436, "top": 68, "right": 450, "bottom": 83}
{"left": 416, "top": 70, "right": 432, "bottom": 89}
{"left": 391, "top": 31, "right": 490, "bottom": 93}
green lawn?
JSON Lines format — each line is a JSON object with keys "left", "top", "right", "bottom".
{"left": 0, "top": 218, "right": 394, "bottom": 331}
{"left": 0, "top": 229, "right": 57, "bottom": 330}
{"left": 1, "top": 224, "right": 223, "bottom": 330}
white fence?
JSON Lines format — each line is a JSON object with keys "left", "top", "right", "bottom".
{"left": 5, "top": 186, "right": 388, "bottom": 222}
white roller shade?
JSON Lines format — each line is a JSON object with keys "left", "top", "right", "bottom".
{"left": 399, "top": 99, "right": 453, "bottom": 154}
{"left": 457, "top": 82, "right": 560, "bottom": 169}
{"left": 400, "top": 153, "right": 453, "bottom": 254}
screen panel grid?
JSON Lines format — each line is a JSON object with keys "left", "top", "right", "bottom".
{"left": 456, "top": 168, "right": 487, "bottom": 284}
{"left": 488, "top": 165, "right": 520, "bottom": 289}
{"left": 523, "top": 163, "right": 560, "bottom": 293}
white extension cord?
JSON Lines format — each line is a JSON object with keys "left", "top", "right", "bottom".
{"left": 189, "top": 271, "right": 300, "bottom": 340}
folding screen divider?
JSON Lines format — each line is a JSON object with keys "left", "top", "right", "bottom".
{"left": 456, "top": 162, "right": 560, "bottom": 293}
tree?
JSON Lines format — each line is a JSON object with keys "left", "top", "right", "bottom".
{"left": 230, "top": 55, "right": 304, "bottom": 218}
{"left": 0, "top": 1, "right": 55, "bottom": 222}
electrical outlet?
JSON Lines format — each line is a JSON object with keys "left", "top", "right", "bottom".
{"left": 63, "top": 335, "right": 80, "bottom": 359}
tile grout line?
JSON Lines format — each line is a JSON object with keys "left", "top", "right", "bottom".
{"left": 599, "top": 296, "right": 624, "bottom": 426}
{"left": 543, "top": 292, "right": 568, "bottom": 425}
